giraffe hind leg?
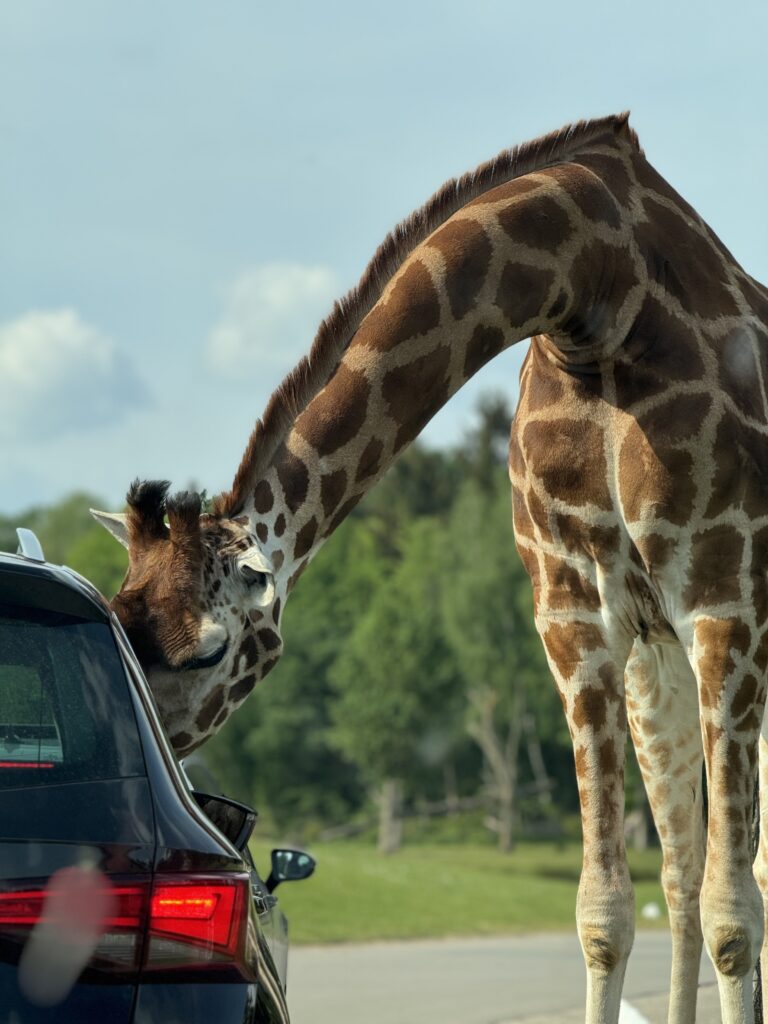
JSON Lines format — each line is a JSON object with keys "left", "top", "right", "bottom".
{"left": 626, "top": 639, "right": 704, "bottom": 1024}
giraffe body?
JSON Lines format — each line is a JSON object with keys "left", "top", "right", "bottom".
{"left": 96, "top": 114, "right": 768, "bottom": 1022}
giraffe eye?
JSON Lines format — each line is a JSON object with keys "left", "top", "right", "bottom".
{"left": 240, "top": 564, "right": 267, "bottom": 588}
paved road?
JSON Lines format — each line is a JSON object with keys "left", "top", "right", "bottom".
{"left": 287, "top": 932, "right": 721, "bottom": 1024}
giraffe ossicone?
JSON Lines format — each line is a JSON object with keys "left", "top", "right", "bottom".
{"left": 95, "top": 112, "right": 768, "bottom": 1023}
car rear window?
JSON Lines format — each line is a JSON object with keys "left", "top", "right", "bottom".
{"left": 0, "top": 605, "right": 145, "bottom": 788}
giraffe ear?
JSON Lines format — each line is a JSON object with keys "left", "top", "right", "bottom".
{"left": 90, "top": 510, "right": 129, "bottom": 549}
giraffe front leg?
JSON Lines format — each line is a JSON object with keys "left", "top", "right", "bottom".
{"left": 540, "top": 617, "right": 634, "bottom": 1024}
{"left": 688, "top": 613, "right": 767, "bottom": 1024}
{"left": 625, "top": 639, "right": 704, "bottom": 1024}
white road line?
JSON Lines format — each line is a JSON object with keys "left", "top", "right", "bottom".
{"left": 619, "top": 1000, "right": 651, "bottom": 1024}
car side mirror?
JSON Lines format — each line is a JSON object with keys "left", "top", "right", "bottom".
{"left": 191, "top": 791, "right": 257, "bottom": 853}
{"left": 266, "top": 848, "right": 316, "bottom": 893}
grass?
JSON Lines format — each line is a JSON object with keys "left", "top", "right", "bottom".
{"left": 249, "top": 839, "right": 666, "bottom": 945}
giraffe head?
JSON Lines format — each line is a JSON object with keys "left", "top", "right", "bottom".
{"left": 91, "top": 479, "right": 284, "bottom": 754}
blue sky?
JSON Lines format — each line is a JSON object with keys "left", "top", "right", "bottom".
{"left": 2, "top": 0, "right": 767, "bottom": 513}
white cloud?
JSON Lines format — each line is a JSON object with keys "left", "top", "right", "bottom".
{"left": 0, "top": 309, "right": 149, "bottom": 442}
{"left": 206, "top": 263, "right": 339, "bottom": 378}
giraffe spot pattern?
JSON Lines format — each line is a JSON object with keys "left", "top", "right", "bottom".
{"left": 544, "top": 555, "right": 601, "bottom": 612}
{"left": 542, "top": 620, "right": 606, "bottom": 681}
{"left": 633, "top": 533, "right": 676, "bottom": 571}
{"left": 684, "top": 527, "right": 745, "bottom": 610}
{"left": 695, "top": 617, "right": 751, "bottom": 710}
{"left": 253, "top": 480, "right": 274, "bottom": 514}
{"left": 196, "top": 687, "right": 225, "bottom": 733}
{"left": 237, "top": 633, "right": 259, "bottom": 671}
{"left": 619, "top": 420, "right": 696, "bottom": 528}
{"left": 353, "top": 259, "right": 440, "bottom": 351}
{"left": 567, "top": 152, "right": 632, "bottom": 210}
{"left": 324, "top": 494, "right": 364, "bottom": 537}
{"left": 554, "top": 514, "right": 621, "bottom": 567}
{"left": 564, "top": 238, "right": 638, "bottom": 345}
{"left": 571, "top": 686, "right": 608, "bottom": 731}
{"left": 463, "top": 324, "right": 506, "bottom": 379}
{"left": 497, "top": 193, "right": 573, "bottom": 254}
{"left": 356, "top": 437, "right": 384, "bottom": 483}
{"left": 321, "top": 469, "right": 348, "bottom": 519}
{"left": 466, "top": 175, "right": 543, "bottom": 207}
{"left": 426, "top": 217, "right": 493, "bottom": 320}
{"left": 276, "top": 448, "right": 310, "bottom": 514}
{"left": 382, "top": 345, "right": 452, "bottom": 452}
{"left": 274, "top": 513, "right": 286, "bottom": 537}
{"left": 523, "top": 354, "right": 565, "bottom": 412}
{"left": 706, "top": 410, "right": 768, "bottom": 519}
{"left": 495, "top": 261, "right": 555, "bottom": 329}
{"left": 296, "top": 363, "right": 371, "bottom": 457}
{"left": 638, "top": 196, "right": 740, "bottom": 319}
{"left": 212, "top": 707, "right": 229, "bottom": 729}
{"left": 511, "top": 488, "right": 534, "bottom": 542}
{"left": 547, "top": 290, "right": 568, "bottom": 319}
{"left": 256, "top": 522, "right": 268, "bottom": 543}
{"left": 732, "top": 674, "right": 761, "bottom": 732}
{"left": 294, "top": 516, "right": 318, "bottom": 559}
{"left": 522, "top": 418, "right": 613, "bottom": 511}
{"left": 257, "top": 628, "right": 281, "bottom": 652}
{"left": 614, "top": 297, "right": 706, "bottom": 408}
{"left": 230, "top": 674, "right": 257, "bottom": 702}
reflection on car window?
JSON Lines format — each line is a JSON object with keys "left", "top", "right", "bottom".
{"left": 0, "top": 607, "right": 145, "bottom": 788}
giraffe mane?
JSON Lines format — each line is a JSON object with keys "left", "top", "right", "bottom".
{"left": 214, "top": 111, "right": 641, "bottom": 518}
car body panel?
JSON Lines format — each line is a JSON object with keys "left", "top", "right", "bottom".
{"left": 0, "top": 966, "right": 136, "bottom": 1024}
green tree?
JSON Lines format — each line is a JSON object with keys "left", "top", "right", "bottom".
{"left": 456, "top": 394, "right": 513, "bottom": 493}
{"left": 329, "top": 518, "right": 463, "bottom": 853}
{"left": 441, "top": 474, "right": 555, "bottom": 851}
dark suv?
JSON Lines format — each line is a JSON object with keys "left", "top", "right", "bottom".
{"left": 0, "top": 530, "right": 312, "bottom": 1023}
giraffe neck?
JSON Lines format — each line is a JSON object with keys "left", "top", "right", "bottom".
{"left": 242, "top": 132, "right": 645, "bottom": 592}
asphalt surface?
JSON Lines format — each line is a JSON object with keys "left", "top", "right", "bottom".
{"left": 287, "top": 931, "right": 722, "bottom": 1024}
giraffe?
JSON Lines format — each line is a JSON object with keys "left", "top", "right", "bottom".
{"left": 92, "top": 111, "right": 768, "bottom": 1023}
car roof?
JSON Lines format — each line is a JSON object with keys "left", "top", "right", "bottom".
{"left": 0, "top": 540, "right": 112, "bottom": 623}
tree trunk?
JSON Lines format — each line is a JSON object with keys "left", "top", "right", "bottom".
{"left": 496, "top": 774, "right": 516, "bottom": 853}
{"left": 467, "top": 687, "right": 524, "bottom": 852}
{"left": 443, "top": 761, "right": 460, "bottom": 814}
{"left": 523, "top": 713, "right": 554, "bottom": 810}
{"left": 376, "top": 778, "right": 403, "bottom": 854}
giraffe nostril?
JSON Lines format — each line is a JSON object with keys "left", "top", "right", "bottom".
{"left": 240, "top": 564, "right": 267, "bottom": 588}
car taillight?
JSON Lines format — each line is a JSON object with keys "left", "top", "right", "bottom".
{"left": 0, "top": 883, "right": 145, "bottom": 971}
{"left": 145, "top": 877, "right": 249, "bottom": 968}
{"left": 0, "top": 873, "right": 252, "bottom": 979}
